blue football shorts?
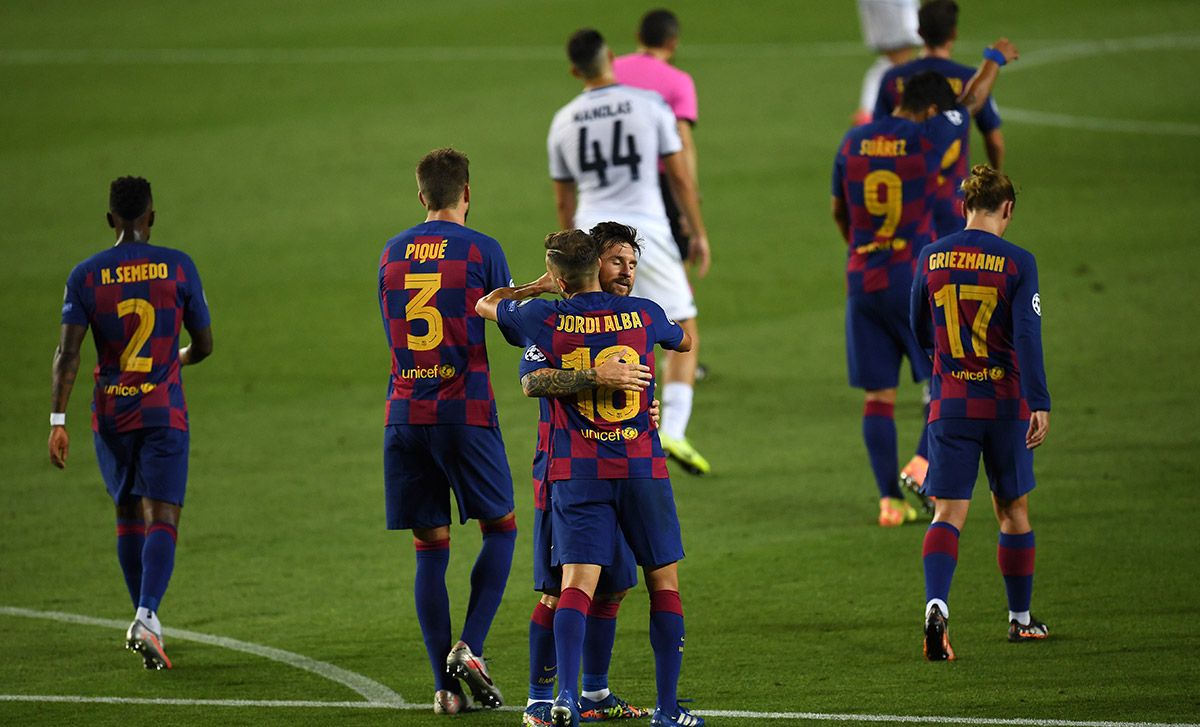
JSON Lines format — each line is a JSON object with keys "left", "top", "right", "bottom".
{"left": 845, "top": 287, "right": 931, "bottom": 390}
{"left": 533, "top": 501, "right": 638, "bottom": 595}
{"left": 383, "top": 424, "right": 514, "bottom": 530}
{"left": 551, "top": 477, "right": 684, "bottom": 569}
{"left": 94, "top": 427, "right": 190, "bottom": 507}
{"left": 923, "top": 419, "right": 1036, "bottom": 501}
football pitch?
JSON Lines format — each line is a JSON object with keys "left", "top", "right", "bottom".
{"left": 2, "top": 1, "right": 1199, "bottom": 725}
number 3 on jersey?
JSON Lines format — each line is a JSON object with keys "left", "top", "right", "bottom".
{"left": 405, "top": 273, "right": 443, "bottom": 351}
{"left": 579, "top": 120, "right": 642, "bottom": 188}
{"left": 561, "top": 345, "right": 641, "bottom": 423}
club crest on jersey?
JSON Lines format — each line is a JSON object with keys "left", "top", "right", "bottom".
{"left": 524, "top": 346, "right": 547, "bottom": 362}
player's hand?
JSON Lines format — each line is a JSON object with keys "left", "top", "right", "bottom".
{"left": 991, "top": 38, "right": 1019, "bottom": 64}
{"left": 677, "top": 213, "right": 693, "bottom": 239}
{"left": 593, "top": 356, "right": 652, "bottom": 391}
{"left": 1025, "top": 410, "right": 1049, "bottom": 449}
{"left": 649, "top": 398, "right": 661, "bottom": 428}
{"left": 48, "top": 426, "right": 69, "bottom": 468}
{"left": 532, "top": 270, "right": 557, "bottom": 295}
{"left": 687, "top": 232, "right": 711, "bottom": 278}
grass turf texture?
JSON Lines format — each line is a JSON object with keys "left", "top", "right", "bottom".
{"left": 2, "top": 0, "right": 1199, "bottom": 724}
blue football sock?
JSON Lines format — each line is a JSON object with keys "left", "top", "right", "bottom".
{"left": 554, "top": 588, "right": 591, "bottom": 698}
{"left": 998, "top": 531, "right": 1036, "bottom": 613}
{"left": 461, "top": 518, "right": 517, "bottom": 655}
{"left": 116, "top": 519, "right": 145, "bottom": 609}
{"left": 414, "top": 538, "right": 453, "bottom": 691}
{"left": 863, "top": 401, "right": 902, "bottom": 499}
{"left": 582, "top": 598, "right": 620, "bottom": 695}
{"left": 529, "top": 601, "right": 557, "bottom": 702}
{"left": 138, "top": 522, "right": 176, "bottom": 613}
{"left": 923, "top": 522, "right": 960, "bottom": 607}
{"left": 649, "top": 590, "right": 685, "bottom": 712}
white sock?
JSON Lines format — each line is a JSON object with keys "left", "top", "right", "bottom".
{"left": 1009, "top": 610, "right": 1031, "bottom": 626}
{"left": 135, "top": 607, "right": 161, "bottom": 636}
{"left": 925, "top": 598, "right": 949, "bottom": 620}
{"left": 527, "top": 699, "right": 552, "bottom": 707}
{"left": 660, "top": 383, "right": 693, "bottom": 441}
{"left": 859, "top": 55, "right": 894, "bottom": 113}
{"left": 581, "top": 689, "right": 610, "bottom": 702}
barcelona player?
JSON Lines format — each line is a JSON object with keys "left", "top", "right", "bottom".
{"left": 49, "top": 176, "right": 213, "bottom": 670}
{"left": 477, "top": 230, "right": 701, "bottom": 727}
{"left": 521, "top": 224, "right": 655, "bottom": 727}
{"left": 378, "top": 148, "right": 516, "bottom": 713}
{"left": 874, "top": 0, "right": 1005, "bottom": 240}
{"left": 831, "top": 38, "right": 1017, "bottom": 527}
{"left": 910, "top": 165, "right": 1051, "bottom": 660}
{"left": 549, "top": 27, "right": 713, "bottom": 477}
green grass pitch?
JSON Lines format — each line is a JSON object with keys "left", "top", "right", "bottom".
{"left": 2, "top": 1, "right": 1199, "bottom": 725}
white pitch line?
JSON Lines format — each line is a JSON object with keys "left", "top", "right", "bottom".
{"left": 0, "top": 606, "right": 404, "bottom": 707}
{"left": 0, "top": 695, "right": 1196, "bottom": 727}
{"left": 1003, "top": 34, "right": 1200, "bottom": 73}
{"left": 998, "top": 107, "right": 1200, "bottom": 137}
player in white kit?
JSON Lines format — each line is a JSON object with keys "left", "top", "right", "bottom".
{"left": 855, "top": 0, "right": 921, "bottom": 125}
{"left": 547, "top": 27, "right": 714, "bottom": 475}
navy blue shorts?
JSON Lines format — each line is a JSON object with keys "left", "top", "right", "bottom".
{"left": 845, "top": 288, "right": 931, "bottom": 390}
{"left": 923, "top": 419, "right": 1036, "bottom": 501}
{"left": 383, "top": 424, "right": 514, "bottom": 530}
{"left": 533, "top": 504, "right": 638, "bottom": 595}
{"left": 94, "top": 427, "right": 189, "bottom": 507}
{"left": 551, "top": 478, "right": 684, "bottom": 569}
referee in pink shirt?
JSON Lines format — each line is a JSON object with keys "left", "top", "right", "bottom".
{"left": 613, "top": 8, "right": 711, "bottom": 476}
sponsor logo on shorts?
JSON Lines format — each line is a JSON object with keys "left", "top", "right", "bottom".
{"left": 104, "top": 383, "right": 156, "bottom": 397}
{"left": 951, "top": 367, "right": 1005, "bottom": 382}
{"left": 580, "top": 426, "right": 641, "bottom": 442}
{"left": 400, "top": 365, "right": 456, "bottom": 380}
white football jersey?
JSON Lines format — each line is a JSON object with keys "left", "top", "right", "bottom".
{"left": 547, "top": 84, "right": 682, "bottom": 230}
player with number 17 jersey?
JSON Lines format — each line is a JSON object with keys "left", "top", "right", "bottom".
{"left": 497, "top": 293, "right": 683, "bottom": 481}
{"left": 547, "top": 84, "right": 682, "bottom": 233}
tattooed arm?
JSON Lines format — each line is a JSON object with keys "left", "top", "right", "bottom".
{"left": 521, "top": 354, "right": 651, "bottom": 398}
{"left": 48, "top": 323, "right": 87, "bottom": 468}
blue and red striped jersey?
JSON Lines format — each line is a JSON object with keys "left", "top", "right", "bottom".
{"left": 874, "top": 58, "right": 1003, "bottom": 238}
{"left": 911, "top": 229, "right": 1050, "bottom": 421}
{"left": 833, "top": 110, "right": 965, "bottom": 295}
{"left": 61, "top": 242, "right": 210, "bottom": 434}
{"left": 497, "top": 291, "right": 684, "bottom": 482}
{"left": 378, "top": 220, "right": 512, "bottom": 427}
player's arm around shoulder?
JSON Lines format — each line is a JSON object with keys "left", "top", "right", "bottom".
{"left": 476, "top": 272, "right": 556, "bottom": 323}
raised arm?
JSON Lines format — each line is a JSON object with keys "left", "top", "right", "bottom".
{"left": 983, "top": 129, "right": 1005, "bottom": 170}
{"left": 48, "top": 323, "right": 88, "bottom": 468}
{"left": 958, "top": 39, "right": 1019, "bottom": 118}
{"left": 476, "top": 271, "right": 556, "bottom": 322}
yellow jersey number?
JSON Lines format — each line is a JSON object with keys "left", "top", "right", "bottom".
{"left": 933, "top": 284, "right": 998, "bottom": 358}
{"left": 560, "top": 345, "right": 641, "bottom": 423}
{"left": 116, "top": 298, "right": 155, "bottom": 372}
{"left": 863, "top": 169, "right": 903, "bottom": 239}
{"left": 404, "top": 273, "right": 443, "bottom": 351}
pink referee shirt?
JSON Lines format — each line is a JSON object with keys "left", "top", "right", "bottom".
{"left": 613, "top": 53, "right": 698, "bottom": 123}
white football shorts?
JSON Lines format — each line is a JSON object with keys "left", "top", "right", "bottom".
{"left": 630, "top": 223, "right": 697, "bottom": 322}
{"left": 857, "top": 0, "right": 920, "bottom": 52}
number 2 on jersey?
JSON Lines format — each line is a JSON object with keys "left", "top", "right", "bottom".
{"left": 578, "top": 120, "right": 642, "bottom": 188}
{"left": 117, "top": 298, "right": 155, "bottom": 372}
{"left": 405, "top": 273, "right": 443, "bottom": 351}
{"left": 933, "top": 284, "right": 998, "bottom": 358}
{"left": 561, "top": 345, "right": 641, "bottom": 423}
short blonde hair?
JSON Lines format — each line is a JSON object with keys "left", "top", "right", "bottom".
{"left": 961, "top": 164, "right": 1016, "bottom": 213}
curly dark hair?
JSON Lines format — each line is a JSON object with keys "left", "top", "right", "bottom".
{"left": 109, "top": 176, "right": 152, "bottom": 220}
